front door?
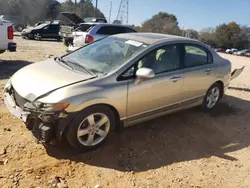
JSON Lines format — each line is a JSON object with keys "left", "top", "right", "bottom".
{"left": 180, "top": 44, "right": 216, "bottom": 101}
{"left": 127, "top": 44, "right": 184, "bottom": 117}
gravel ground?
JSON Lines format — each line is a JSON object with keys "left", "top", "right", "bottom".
{"left": 1, "top": 36, "right": 250, "bottom": 188}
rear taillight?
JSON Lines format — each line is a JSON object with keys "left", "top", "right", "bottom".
{"left": 85, "top": 34, "right": 94, "bottom": 44}
{"left": 8, "top": 26, "right": 14, "bottom": 39}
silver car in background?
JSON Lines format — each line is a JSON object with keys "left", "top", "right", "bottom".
{"left": 4, "top": 33, "right": 244, "bottom": 150}
{"left": 68, "top": 23, "right": 136, "bottom": 51}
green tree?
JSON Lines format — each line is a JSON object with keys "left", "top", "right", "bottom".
{"left": 140, "top": 12, "right": 181, "bottom": 35}
{"left": 185, "top": 29, "right": 199, "bottom": 39}
{"left": 198, "top": 31, "right": 216, "bottom": 47}
{"left": 215, "top": 22, "right": 241, "bottom": 48}
{"left": 60, "top": 0, "right": 105, "bottom": 19}
{"left": 45, "top": 0, "right": 61, "bottom": 20}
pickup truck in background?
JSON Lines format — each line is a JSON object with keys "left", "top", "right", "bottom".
{"left": 0, "top": 15, "right": 26, "bottom": 32}
{"left": 0, "top": 19, "right": 16, "bottom": 54}
{"left": 59, "top": 12, "right": 107, "bottom": 46}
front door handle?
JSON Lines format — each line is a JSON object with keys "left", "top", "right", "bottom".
{"left": 205, "top": 69, "right": 211, "bottom": 74}
{"left": 170, "top": 76, "right": 182, "bottom": 83}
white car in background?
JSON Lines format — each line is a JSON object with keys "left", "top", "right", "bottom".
{"left": 234, "top": 49, "right": 250, "bottom": 56}
{"left": 67, "top": 23, "right": 137, "bottom": 52}
{"left": 225, "top": 48, "right": 238, "bottom": 54}
{"left": 0, "top": 18, "right": 16, "bottom": 54}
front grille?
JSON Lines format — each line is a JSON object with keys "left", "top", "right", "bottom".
{"left": 12, "top": 87, "right": 27, "bottom": 108}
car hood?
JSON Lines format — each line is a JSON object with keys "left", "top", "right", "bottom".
{"left": 61, "top": 12, "right": 84, "bottom": 25}
{"left": 22, "top": 27, "right": 36, "bottom": 33}
{"left": 11, "top": 59, "right": 96, "bottom": 101}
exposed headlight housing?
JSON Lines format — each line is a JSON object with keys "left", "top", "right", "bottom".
{"left": 4, "top": 79, "right": 11, "bottom": 91}
{"left": 32, "top": 102, "right": 70, "bottom": 112}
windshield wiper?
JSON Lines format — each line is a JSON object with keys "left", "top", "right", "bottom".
{"left": 55, "top": 57, "right": 73, "bottom": 70}
{"left": 65, "top": 59, "right": 94, "bottom": 75}
{"left": 56, "top": 57, "right": 94, "bottom": 75}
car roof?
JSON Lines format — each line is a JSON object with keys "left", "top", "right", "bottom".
{"left": 81, "top": 23, "right": 133, "bottom": 28}
{"left": 115, "top": 32, "right": 195, "bottom": 45}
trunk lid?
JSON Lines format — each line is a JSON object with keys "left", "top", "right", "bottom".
{"left": 72, "top": 31, "right": 88, "bottom": 47}
{"left": 61, "top": 12, "right": 84, "bottom": 25}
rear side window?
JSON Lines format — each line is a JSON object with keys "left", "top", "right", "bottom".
{"left": 123, "top": 27, "right": 136, "bottom": 33}
{"left": 50, "top": 25, "right": 59, "bottom": 30}
{"left": 77, "top": 24, "right": 96, "bottom": 32}
{"left": 97, "top": 26, "right": 135, "bottom": 35}
{"left": 184, "top": 44, "right": 213, "bottom": 68}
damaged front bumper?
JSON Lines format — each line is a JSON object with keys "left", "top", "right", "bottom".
{"left": 3, "top": 85, "right": 75, "bottom": 144}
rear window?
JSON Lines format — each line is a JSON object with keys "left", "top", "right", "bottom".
{"left": 76, "top": 24, "right": 96, "bottom": 32}
{"left": 96, "top": 26, "right": 136, "bottom": 35}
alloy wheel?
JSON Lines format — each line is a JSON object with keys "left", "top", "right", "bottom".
{"left": 206, "top": 87, "right": 220, "bottom": 108}
{"left": 77, "top": 113, "right": 110, "bottom": 146}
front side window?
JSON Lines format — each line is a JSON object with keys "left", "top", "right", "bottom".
{"left": 137, "top": 44, "right": 181, "bottom": 74}
{"left": 184, "top": 44, "right": 212, "bottom": 68}
{"left": 62, "top": 37, "right": 147, "bottom": 74}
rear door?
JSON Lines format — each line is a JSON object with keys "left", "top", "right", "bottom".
{"left": 180, "top": 44, "right": 216, "bottom": 101}
{"left": 47, "top": 24, "right": 60, "bottom": 38}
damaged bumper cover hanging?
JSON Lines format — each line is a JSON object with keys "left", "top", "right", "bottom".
{"left": 3, "top": 83, "right": 73, "bottom": 144}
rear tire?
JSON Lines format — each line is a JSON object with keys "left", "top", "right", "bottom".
{"left": 28, "top": 34, "right": 34, "bottom": 40}
{"left": 63, "top": 38, "right": 69, "bottom": 46}
{"left": 202, "top": 83, "right": 222, "bottom": 111}
{"left": 66, "top": 105, "right": 116, "bottom": 151}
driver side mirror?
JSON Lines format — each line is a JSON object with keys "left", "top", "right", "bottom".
{"left": 136, "top": 68, "right": 155, "bottom": 79}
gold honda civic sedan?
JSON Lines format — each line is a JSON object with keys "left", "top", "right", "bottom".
{"left": 4, "top": 33, "right": 244, "bottom": 150}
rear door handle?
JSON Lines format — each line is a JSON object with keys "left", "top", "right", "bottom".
{"left": 170, "top": 76, "right": 182, "bottom": 82}
{"left": 205, "top": 69, "right": 211, "bottom": 74}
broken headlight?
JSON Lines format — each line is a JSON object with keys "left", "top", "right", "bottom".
{"left": 33, "top": 102, "right": 70, "bottom": 112}
{"left": 4, "top": 79, "right": 11, "bottom": 91}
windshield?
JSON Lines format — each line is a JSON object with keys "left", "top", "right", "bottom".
{"left": 35, "top": 23, "right": 47, "bottom": 29}
{"left": 63, "top": 36, "right": 147, "bottom": 74}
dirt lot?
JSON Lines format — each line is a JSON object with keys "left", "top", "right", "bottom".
{"left": 1, "top": 36, "right": 250, "bottom": 188}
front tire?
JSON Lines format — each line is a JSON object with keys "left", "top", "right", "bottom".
{"left": 66, "top": 105, "right": 116, "bottom": 150}
{"left": 16, "top": 25, "right": 24, "bottom": 32}
{"left": 202, "top": 83, "right": 222, "bottom": 111}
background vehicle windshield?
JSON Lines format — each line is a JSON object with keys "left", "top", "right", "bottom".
{"left": 63, "top": 36, "right": 147, "bottom": 74}
{"left": 35, "top": 23, "right": 47, "bottom": 29}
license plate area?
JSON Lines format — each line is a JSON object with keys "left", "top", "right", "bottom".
{"left": 4, "top": 92, "right": 30, "bottom": 122}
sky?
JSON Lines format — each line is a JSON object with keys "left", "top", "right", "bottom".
{"left": 59, "top": 0, "right": 250, "bottom": 31}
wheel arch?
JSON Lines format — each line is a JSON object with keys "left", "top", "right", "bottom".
{"left": 213, "top": 80, "right": 224, "bottom": 98}
{"left": 58, "top": 102, "right": 123, "bottom": 142}
{"left": 84, "top": 103, "right": 122, "bottom": 132}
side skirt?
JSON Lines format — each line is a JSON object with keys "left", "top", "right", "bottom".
{"left": 123, "top": 97, "right": 203, "bottom": 128}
